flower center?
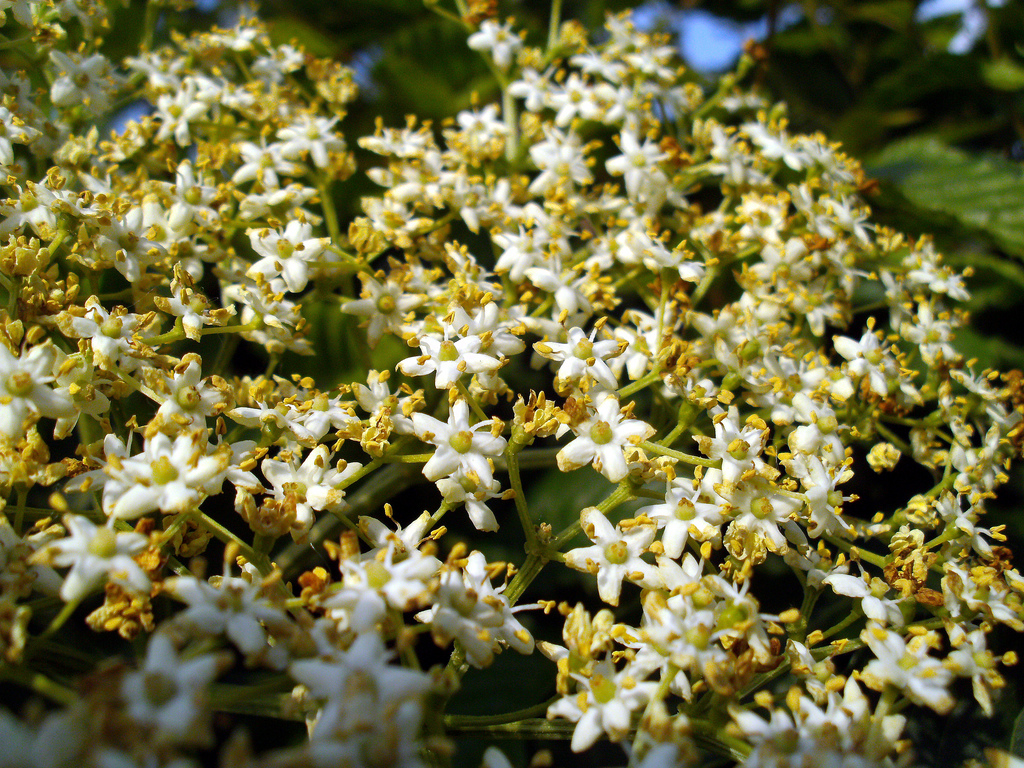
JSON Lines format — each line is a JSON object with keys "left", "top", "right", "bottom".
{"left": 589, "top": 421, "right": 613, "bottom": 445}
{"left": 604, "top": 541, "right": 628, "bottom": 565}
{"left": 452, "top": 589, "right": 478, "bottom": 617}
{"left": 175, "top": 385, "right": 201, "bottom": 410}
{"left": 87, "top": 526, "right": 118, "bottom": 559}
{"left": 750, "top": 497, "right": 774, "bottom": 520}
{"left": 716, "top": 602, "right": 750, "bottom": 631}
{"left": 376, "top": 294, "right": 397, "bottom": 313}
{"left": 727, "top": 439, "right": 749, "bottom": 461}
{"left": 449, "top": 431, "right": 474, "bottom": 454}
{"left": 772, "top": 730, "right": 800, "bottom": 754}
{"left": 439, "top": 340, "right": 460, "bottom": 362}
{"left": 143, "top": 671, "right": 178, "bottom": 706}
{"left": 685, "top": 624, "right": 711, "bottom": 651}
{"left": 5, "top": 370, "right": 32, "bottom": 397}
{"left": 573, "top": 339, "right": 593, "bottom": 359}
{"left": 674, "top": 498, "right": 696, "bottom": 521}
{"left": 151, "top": 456, "right": 179, "bottom": 485}
{"left": 365, "top": 560, "right": 392, "bottom": 589}
{"left": 276, "top": 239, "right": 295, "bottom": 260}
{"left": 100, "top": 316, "right": 124, "bottom": 338}
{"left": 591, "top": 674, "right": 617, "bottom": 704}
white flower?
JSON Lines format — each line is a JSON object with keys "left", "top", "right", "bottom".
{"left": 152, "top": 355, "right": 228, "bottom": 432}
{"left": 436, "top": 469, "right": 504, "bottom": 531}
{"left": 154, "top": 78, "right": 212, "bottom": 146}
{"left": 636, "top": 476, "right": 724, "bottom": 559}
{"left": 277, "top": 114, "right": 345, "bottom": 168}
{"left": 49, "top": 50, "right": 120, "bottom": 114}
{"left": 605, "top": 129, "right": 669, "bottom": 202}
{"left": 547, "top": 657, "right": 657, "bottom": 751}
{"left": 163, "top": 572, "right": 292, "bottom": 664}
{"left": 341, "top": 275, "right": 424, "bottom": 347}
{"left": 564, "top": 508, "right": 661, "bottom": 606}
{"left": 945, "top": 627, "right": 1003, "bottom": 716}
{"left": 322, "top": 540, "right": 440, "bottom": 632}
{"left": 693, "top": 406, "right": 770, "bottom": 485}
{"left": 859, "top": 625, "right": 954, "bottom": 713}
{"left": 247, "top": 220, "right": 330, "bottom": 293}
{"left": 121, "top": 633, "right": 226, "bottom": 745}
{"left": 231, "top": 140, "right": 306, "bottom": 189}
{"left": 821, "top": 571, "right": 905, "bottom": 627}
{"left": 418, "top": 551, "right": 533, "bottom": 668}
{"left": 290, "top": 631, "right": 431, "bottom": 766}
{"left": 533, "top": 327, "right": 623, "bottom": 393}
{"left": 261, "top": 446, "right": 362, "bottom": 538}
{"left": 527, "top": 126, "right": 593, "bottom": 195}
{"left": 557, "top": 394, "right": 654, "bottom": 482}
{"left": 412, "top": 399, "right": 506, "bottom": 488}
{"left": 398, "top": 327, "right": 504, "bottom": 389}
{"left": 741, "top": 120, "right": 807, "bottom": 170}
{"left": 832, "top": 328, "right": 895, "bottom": 399}
{"left": 547, "top": 74, "right": 601, "bottom": 126}
{"left": 36, "top": 514, "right": 149, "bottom": 603}
{"left": 56, "top": 296, "right": 153, "bottom": 372}
{"left": 467, "top": 19, "right": 522, "bottom": 71}
{"left": 0, "top": 342, "right": 74, "bottom": 438}
{"left": 95, "top": 431, "right": 230, "bottom": 520}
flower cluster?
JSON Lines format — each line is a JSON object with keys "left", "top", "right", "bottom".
{"left": 0, "top": 2, "right": 1019, "bottom": 768}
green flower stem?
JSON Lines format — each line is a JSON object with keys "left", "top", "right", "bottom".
{"left": 317, "top": 180, "right": 342, "bottom": 245}
{"left": 426, "top": 500, "right": 451, "bottom": 531}
{"left": 455, "top": 380, "right": 489, "bottom": 423}
{"left": 874, "top": 420, "right": 912, "bottom": 456}
{"left": 503, "top": 82, "right": 519, "bottom": 165}
{"left": 503, "top": 445, "right": 560, "bottom": 469}
{"left": 11, "top": 485, "right": 27, "bottom": 534}
{"left": 384, "top": 452, "right": 433, "bottom": 464}
{"left": 209, "top": 675, "right": 294, "bottom": 710}
{"left": 442, "top": 717, "right": 576, "bottom": 739}
{"left": 618, "top": 367, "right": 664, "bottom": 399}
{"left": 505, "top": 441, "right": 538, "bottom": 549}
{"left": 145, "top": 318, "right": 262, "bottom": 347}
{"left": 690, "top": 718, "right": 752, "bottom": 762}
{"left": 40, "top": 596, "right": 83, "bottom": 638}
{"left": 546, "top": 0, "right": 563, "bottom": 53}
{"left": 824, "top": 535, "right": 886, "bottom": 570}
{"left": 631, "top": 663, "right": 679, "bottom": 762}
{"left": 549, "top": 481, "right": 636, "bottom": 550}
{"left": 425, "top": 0, "right": 470, "bottom": 30}
{"left": 253, "top": 533, "right": 276, "bottom": 559}
{"left": 504, "top": 552, "right": 545, "bottom": 605}
{"left": 444, "top": 694, "right": 560, "bottom": 730}
{"left": 637, "top": 440, "right": 717, "bottom": 468}
{"left": 0, "top": 663, "right": 76, "bottom": 706}
{"left": 818, "top": 604, "right": 866, "bottom": 642}
{"left": 192, "top": 510, "right": 265, "bottom": 573}
{"left": 659, "top": 400, "right": 702, "bottom": 448}
{"left": 924, "top": 523, "right": 963, "bottom": 551}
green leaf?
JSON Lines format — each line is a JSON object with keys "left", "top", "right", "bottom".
{"left": 982, "top": 58, "right": 1024, "bottom": 91}
{"left": 842, "top": 1, "right": 915, "bottom": 31}
{"left": 867, "top": 136, "right": 1024, "bottom": 258}
{"left": 526, "top": 466, "right": 616, "bottom": 539}
{"left": 1012, "top": 704, "right": 1024, "bottom": 757}
{"left": 266, "top": 17, "right": 340, "bottom": 57}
